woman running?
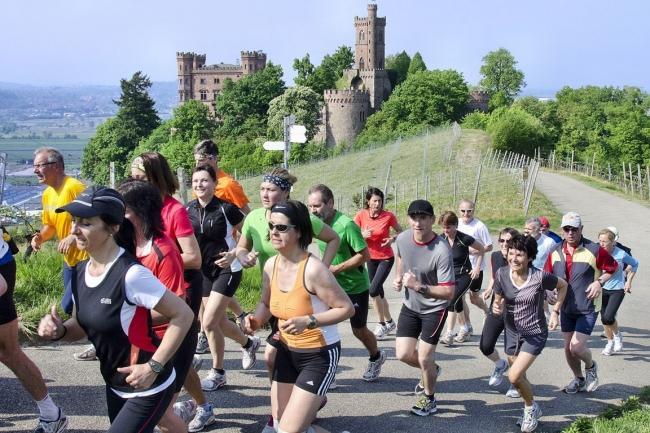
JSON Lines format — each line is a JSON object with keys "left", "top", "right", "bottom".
{"left": 493, "top": 234, "right": 567, "bottom": 433}
{"left": 438, "top": 211, "right": 484, "bottom": 345}
{"left": 243, "top": 200, "right": 354, "bottom": 433}
{"left": 186, "top": 165, "right": 259, "bottom": 392}
{"left": 597, "top": 228, "right": 638, "bottom": 355}
{"left": 38, "top": 186, "right": 193, "bottom": 433}
{"left": 353, "top": 187, "right": 402, "bottom": 339}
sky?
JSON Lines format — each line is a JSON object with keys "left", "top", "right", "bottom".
{"left": 3, "top": 0, "right": 649, "bottom": 96}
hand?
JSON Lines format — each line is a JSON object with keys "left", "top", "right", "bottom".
{"left": 393, "top": 276, "right": 403, "bottom": 292}
{"left": 57, "top": 234, "right": 76, "bottom": 255}
{"left": 239, "top": 251, "right": 259, "bottom": 268}
{"left": 482, "top": 286, "right": 493, "bottom": 301}
{"left": 361, "top": 227, "right": 372, "bottom": 239}
{"left": 329, "top": 264, "right": 342, "bottom": 275}
{"left": 585, "top": 281, "right": 602, "bottom": 300}
{"left": 243, "top": 314, "right": 260, "bottom": 334}
{"left": 492, "top": 295, "right": 504, "bottom": 316}
{"left": 469, "top": 268, "right": 480, "bottom": 280}
{"left": 624, "top": 282, "right": 632, "bottom": 294}
{"left": 117, "top": 363, "right": 157, "bottom": 390}
{"left": 380, "top": 237, "right": 393, "bottom": 247}
{"left": 545, "top": 289, "right": 558, "bottom": 305}
{"left": 215, "top": 251, "right": 234, "bottom": 268}
{"left": 280, "top": 316, "right": 309, "bottom": 335}
{"left": 403, "top": 270, "right": 418, "bottom": 290}
{"left": 548, "top": 311, "right": 559, "bottom": 330}
{"left": 31, "top": 233, "right": 43, "bottom": 251}
{"left": 38, "top": 305, "right": 64, "bottom": 340}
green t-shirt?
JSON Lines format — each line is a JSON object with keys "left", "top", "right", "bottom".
{"left": 241, "top": 207, "right": 325, "bottom": 271}
{"left": 317, "top": 211, "right": 370, "bottom": 294}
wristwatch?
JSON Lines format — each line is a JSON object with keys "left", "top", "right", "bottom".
{"left": 306, "top": 315, "right": 318, "bottom": 330}
{"left": 148, "top": 359, "right": 164, "bottom": 374}
{"left": 417, "top": 284, "right": 428, "bottom": 295}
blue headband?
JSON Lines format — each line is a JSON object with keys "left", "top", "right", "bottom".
{"left": 263, "top": 174, "right": 292, "bottom": 191}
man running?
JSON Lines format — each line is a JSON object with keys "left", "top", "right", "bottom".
{"left": 539, "top": 216, "right": 561, "bottom": 244}
{"left": 393, "top": 200, "right": 454, "bottom": 416}
{"left": 545, "top": 212, "right": 617, "bottom": 394}
{"left": 523, "top": 217, "right": 556, "bottom": 270}
{"left": 307, "top": 184, "right": 387, "bottom": 382}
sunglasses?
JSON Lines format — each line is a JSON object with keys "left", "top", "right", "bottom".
{"left": 460, "top": 209, "right": 473, "bottom": 213}
{"left": 268, "top": 222, "right": 295, "bottom": 233}
{"left": 498, "top": 238, "right": 507, "bottom": 243}
{"left": 562, "top": 226, "right": 579, "bottom": 233}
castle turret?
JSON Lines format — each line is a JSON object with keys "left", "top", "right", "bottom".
{"left": 176, "top": 52, "right": 195, "bottom": 101}
{"left": 354, "top": 3, "right": 386, "bottom": 70}
{"left": 322, "top": 89, "right": 370, "bottom": 147}
{"left": 241, "top": 51, "right": 267, "bottom": 75}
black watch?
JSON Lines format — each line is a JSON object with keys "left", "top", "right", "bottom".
{"left": 417, "top": 284, "right": 428, "bottom": 295}
{"left": 148, "top": 359, "right": 164, "bottom": 374}
{"left": 306, "top": 315, "right": 318, "bottom": 330}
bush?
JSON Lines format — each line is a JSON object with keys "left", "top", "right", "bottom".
{"left": 486, "top": 106, "right": 551, "bottom": 156}
{"left": 462, "top": 111, "right": 489, "bottom": 130}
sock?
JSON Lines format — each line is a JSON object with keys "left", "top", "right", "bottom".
{"left": 426, "top": 393, "right": 435, "bottom": 401}
{"left": 243, "top": 338, "right": 252, "bottom": 349}
{"left": 379, "top": 321, "right": 386, "bottom": 326}
{"left": 525, "top": 403, "right": 533, "bottom": 409}
{"left": 461, "top": 324, "right": 470, "bottom": 332}
{"left": 578, "top": 376, "right": 585, "bottom": 382}
{"left": 36, "top": 394, "right": 60, "bottom": 422}
{"left": 214, "top": 368, "right": 225, "bottom": 375}
{"left": 386, "top": 319, "right": 394, "bottom": 324}
{"left": 369, "top": 352, "right": 381, "bottom": 362}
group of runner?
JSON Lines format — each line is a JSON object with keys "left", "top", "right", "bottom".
{"left": 0, "top": 144, "right": 640, "bottom": 433}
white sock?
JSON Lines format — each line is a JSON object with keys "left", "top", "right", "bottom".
{"left": 36, "top": 394, "right": 60, "bottom": 422}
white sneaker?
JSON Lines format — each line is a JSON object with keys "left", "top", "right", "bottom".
{"left": 602, "top": 340, "right": 614, "bottom": 356}
{"left": 73, "top": 344, "right": 97, "bottom": 361}
{"left": 192, "top": 355, "right": 203, "bottom": 371}
{"left": 362, "top": 350, "right": 387, "bottom": 382}
{"left": 519, "top": 401, "right": 542, "bottom": 432}
{"left": 173, "top": 399, "right": 197, "bottom": 424}
{"left": 201, "top": 369, "right": 227, "bottom": 391}
{"left": 489, "top": 360, "right": 509, "bottom": 387}
{"left": 373, "top": 323, "right": 388, "bottom": 339}
{"left": 585, "top": 361, "right": 599, "bottom": 392}
{"left": 440, "top": 331, "right": 455, "bottom": 346}
{"left": 188, "top": 404, "right": 215, "bottom": 432}
{"left": 506, "top": 384, "right": 520, "bottom": 398}
{"left": 613, "top": 333, "right": 623, "bottom": 352}
{"left": 242, "top": 336, "right": 261, "bottom": 370}
{"left": 453, "top": 329, "right": 470, "bottom": 343}
{"left": 384, "top": 320, "right": 396, "bottom": 335}
{"left": 195, "top": 332, "right": 209, "bottom": 354}
{"left": 32, "top": 411, "right": 68, "bottom": 433}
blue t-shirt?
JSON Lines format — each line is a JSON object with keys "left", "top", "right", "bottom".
{"left": 603, "top": 247, "right": 638, "bottom": 291}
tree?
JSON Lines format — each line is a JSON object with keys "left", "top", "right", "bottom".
{"left": 479, "top": 48, "right": 526, "bottom": 106}
{"left": 293, "top": 46, "right": 354, "bottom": 95}
{"left": 113, "top": 71, "right": 160, "bottom": 137}
{"left": 486, "top": 107, "right": 550, "bottom": 155}
{"left": 408, "top": 52, "right": 427, "bottom": 75}
{"left": 356, "top": 69, "right": 469, "bottom": 146}
{"left": 385, "top": 51, "right": 411, "bottom": 88}
{"left": 267, "top": 86, "right": 322, "bottom": 141}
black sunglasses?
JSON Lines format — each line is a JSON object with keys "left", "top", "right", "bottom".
{"left": 268, "top": 222, "right": 295, "bottom": 233}
{"left": 460, "top": 209, "right": 473, "bottom": 213}
{"left": 562, "top": 226, "right": 579, "bottom": 233}
{"left": 498, "top": 238, "right": 507, "bottom": 243}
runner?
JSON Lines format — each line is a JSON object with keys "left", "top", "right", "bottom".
{"left": 353, "top": 187, "right": 402, "bottom": 340}
{"left": 243, "top": 200, "right": 354, "bottom": 433}
{"left": 393, "top": 200, "right": 454, "bottom": 416}
{"left": 437, "top": 211, "right": 485, "bottom": 346}
{"left": 38, "top": 186, "right": 194, "bottom": 433}
{"left": 544, "top": 212, "right": 617, "bottom": 394}
{"left": 186, "top": 165, "right": 261, "bottom": 393}
{"left": 0, "top": 227, "right": 68, "bottom": 432}
{"left": 308, "top": 184, "right": 387, "bottom": 382}
{"left": 492, "top": 234, "right": 568, "bottom": 432}
{"left": 538, "top": 216, "right": 561, "bottom": 244}
{"left": 597, "top": 228, "right": 638, "bottom": 355}
{"left": 480, "top": 227, "right": 520, "bottom": 396}
{"left": 456, "top": 199, "right": 492, "bottom": 341}
{"left": 522, "top": 217, "right": 556, "bottom": 270}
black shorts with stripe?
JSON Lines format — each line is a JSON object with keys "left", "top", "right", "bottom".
{"left": 396, "top": 304, "right": 448, "bottom": 345}
{"left": 273, "top": 341, "right": 340, "bottom": 396}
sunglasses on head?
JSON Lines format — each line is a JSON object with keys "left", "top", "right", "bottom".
{"left": 562, "top": 226, "right": 579, "bottom": 233}
{"left": 268, "top": 222, "right": 295, "bottom": 233}
{"left": 460, "top": 209, "right": 473, "bottom": 213}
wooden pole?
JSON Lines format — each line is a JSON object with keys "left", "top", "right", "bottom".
{"left": 629, "top": 163, "right": 634, "bottom": 194}
{"left": 646, "top": 166, "right": 650, "bottom": 200}
{"left": 473, "top": 163, "right": 483, "bottom": 205}
{"left": 109, "top": 162, "right": 115, "bottom": 189}
{"left": 622, "top": 163, "right": 628, "bottom": 193}
{"left": 176, "top": 167, "right": 186, "bottom": 204}
{"left": 607, "top": 163, "right": 612, "bottom": 181}
{"left": 590, "top": 153, "right": 596, "bottom": 177}
{"left": 637, "top": 164, "right": 642, "bottom": 195}
{"left": 570, "top": 149, "right": 574, "bottom": 173}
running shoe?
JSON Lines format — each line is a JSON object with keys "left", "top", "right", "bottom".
{"left": 195, "top": 332, "right": 209, "bottom": 354}
{"left": 385, "top": 320, "right": 396, "bottom": 335}
{"left": 188, "top": 404, "right": 215, "bottom": 432}
{"left": 602, "top": 340, "right": 614, "bottom": 356}
{"left": 414, "top": 364, "right": 441, "bottom": 395}
{"left": 373, "top": 323, "right": 388, "bottom": 339}
{"left": 173, "top": 399, "right": 197, "bottom": 424}
{"left": 520, "top": 401, "right": 542, "bottom": 432}
{"left": 201, "top": 369, "right": 227, "bottom": 391}
{"left": 242, "top": 336, "right": 261, "bottom": 370}
{"left": 489, "top": 360, "right": 509, "bottom": 387}
{"left": 585, "top": 361, "right": 599, "bottom": 392}
{"left": 439, "top": 331, "right": 455, "bottom": 346}
{"left": 506, "top": 384, "right": 520, "bottom": 398}
{"left": 564, "top": 377, "right": 586, "bottom": 394}
{"left": 410, "top": 395, "right": 437, "bottom": 416}
{"left": 73, "top": 344, "right": 97, "bottom": 361}
{"left": 613, "top": 333, "right": 623, "bottom": 352}
{"left": 192, "top": 355, "right": 203, "bottom": 371}
{"left": 362, "top": 350, "right": 387, "bottom": 382}
{"left": 32, "top": 412, "right": 68, "bottom": 433}
{"left": 466, "top": 324, "right": 474, "bottom": 335}
{"left": 453, "top": 329, "right": 470, "bottom": 343}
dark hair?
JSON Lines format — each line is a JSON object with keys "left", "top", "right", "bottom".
{"left": 193, "top": 164, "right": 217, "bottom": 182}
{"left": 364, "top": 187, "right": 384, "bottom": 209}
{"left": 500, "top": 227, "right": 519, "bottom": 237}
{"left": 271, "top": 200, "right": 312, "bottom": 250}
{"left": 117, "top": 179, "right": 165, "bottom": 241}
{"left": 135, "top": 152, "right": 179, "bottom": 196}
{"left": 307, "top": 184, "right": 334, "bottom": 204}
{"left": 438, "top": 211, "right": 458, "bottom": 226}
{"left": 194, "top": 139, "right": 219, "bottom": 157}
{"left": 506, "top": 233, "right": 537, "bottom": 264}
{"left": 103, "top": 216, "right": 136, "bottom": 256}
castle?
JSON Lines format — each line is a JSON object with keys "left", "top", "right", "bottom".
{"left": 176, "top": 50, "right": 266, "bottom": 113}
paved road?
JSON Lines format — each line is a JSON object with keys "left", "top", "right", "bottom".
{"left": 2, "top": 170, "right": 649, "bottom": 433}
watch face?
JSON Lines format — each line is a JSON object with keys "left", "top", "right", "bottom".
{"left": 149, "top": 360, "right": 163, "bottom": 373}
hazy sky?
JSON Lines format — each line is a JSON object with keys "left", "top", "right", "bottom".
{"left": 3, "top": 0, "right": 649, "bottom": 95}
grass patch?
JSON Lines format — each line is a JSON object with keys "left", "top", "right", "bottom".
{"left": 236, "top": 267, "right": 262, "bottom": 312}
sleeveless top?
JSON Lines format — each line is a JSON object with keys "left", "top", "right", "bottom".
{"left": 269, "top": 253, "right": 339, "bottom": 351}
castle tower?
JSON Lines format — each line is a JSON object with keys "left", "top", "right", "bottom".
{"left": 240, "top": 51, "right": 267, "bottom": 75}
{"left": 176, "top": 52, "right": 195, "bottom": 101}
{"left": 321, "top": 89, "right": 370, "bottom": 148}
{"left": 354, "top": 3, "right": 386, "bottom": 70}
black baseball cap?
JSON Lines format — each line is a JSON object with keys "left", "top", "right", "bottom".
{"left": 407, "top": 199, "right": 434, "bottom": 216}
{"left": 56, "top": 186, "right": 125, "bottom": 224}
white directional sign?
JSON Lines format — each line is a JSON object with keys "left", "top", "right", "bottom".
{"left": 263, "top": 141, "right": 286, "bottom": 151}
{"left": 289, "top": 125, "right": 307, "bottom": 143}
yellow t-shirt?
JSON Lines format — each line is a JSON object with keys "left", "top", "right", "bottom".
{"left": 41, "top": 176, "right": 88, "bottom": 266}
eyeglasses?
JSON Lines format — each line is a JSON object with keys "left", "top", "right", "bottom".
{"left": 33, "top": 162, "right": 57, "bottom": 169}
{"left": 498, "top": 238, "right": 507, "bottom": 243}
{"left": 460, "top": 209, "right": 473, "bottom": 213}
{"left": 562, "top": 226, "right": 579, "bottom": 233}
{"left": 268, "top": 222, "right": 295, "bottom": 233}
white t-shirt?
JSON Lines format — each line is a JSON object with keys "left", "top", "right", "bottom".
{"left": 458, "top": 218, "right": 492, "bottom": 271}
{"left": 533, "top": 233, "right": 557, "bottom": 269}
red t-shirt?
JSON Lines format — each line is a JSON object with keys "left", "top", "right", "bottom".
{"left": 161, "top": 195, "right": 194, "bottom": 246}
{"left": 354, "top": 209, "right": 399, "bottom": 260}
{"left": 137, "top": 235, "right": 188, "bottom": 339}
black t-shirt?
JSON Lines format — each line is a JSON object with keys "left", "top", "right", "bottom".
{"left": 442, "top": 231, "right": 475, "bottom": 275}
{"left": 490, "top": 251, "right": 508, "bottom": 278}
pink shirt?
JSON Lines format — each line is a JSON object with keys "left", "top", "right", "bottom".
{"left": 354, "top": 209, "right": 399, "bottom": 260}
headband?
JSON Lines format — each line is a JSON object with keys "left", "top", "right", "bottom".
{"left": 270, "top": 203, "right": 299, "bottom": 224}
{"left": 131, "top": 156, "right": 145, "bottom": 172}
{"left": 263, "top": 174, "right": 292, "bottom": 191}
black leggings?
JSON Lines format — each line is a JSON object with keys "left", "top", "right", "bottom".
{"left": 601, "top": 290, "right": 625, "bottom": 326}
{"left": 367, "top": 257, "right": 394, "bottom": 299}
{"left": 447, "top": 273, "right": 472, "bottom": 313}
{"left": 105, "top": 385, "right": 174, "bottom": 433}
{"left": 0, "top": 259, "right": 17, "bottom": 326}
{"left": 480, "top": 311, "right": 505, "bottom": 358}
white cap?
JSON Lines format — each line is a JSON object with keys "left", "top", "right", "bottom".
{"left": 606, "top": 226, "right": 619, "bottom": 241}
{"left": 560, "top": 211, "right": 581, "bottom": 228}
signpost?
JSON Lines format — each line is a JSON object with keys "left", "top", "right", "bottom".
{"left": 263, "top": 115, "right": 307, "bottom": 169}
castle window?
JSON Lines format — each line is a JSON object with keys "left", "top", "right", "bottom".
{"left": 217, "top": 78, "right": 220, "bottom": 83}
{"left": 214, "top": 78, "right": 217, "bottom": 84}
{"left": 200, "top": 90, "right": 208, "bottom": 101}
{"left": 179, "top": 79, "right": 183, "bottom": 85}
{"left": 359, "top": 58, "right": 365, "bottom": 70}
{"left": 359, "top": 30, "right": 365, "bottom": 42}
{"left": 200, "top": 78, "right": 205, "bottom": 84}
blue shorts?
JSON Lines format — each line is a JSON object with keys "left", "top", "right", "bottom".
{"left": 560, "top": 311, "right": 598, "bottom": 335}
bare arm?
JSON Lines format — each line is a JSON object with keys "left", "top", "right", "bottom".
{"left": 549, "top": 277, "right": 568, "bottom": 330}
{"left": 38, "top": 305, "right": 87, "bottom": 342}
{"left": 469, "top": 239, "right": 485, "bottom": 279}
{"left": 330, "top": 247, "right": 370, "bottom": 275}
{"left": 176, "top": 234, "right": 201, "bottom": 270}
{"left": 316, "top": 224, "right": 340, "bottom": 267}
{"left": 244, "top": 258, "right": 275, "bottom": 333}
{"left": 31, "top": 224, "right": 56, "bottom": 250}
{"left": 393, "top": 253, "right": 404, "bottom": 291}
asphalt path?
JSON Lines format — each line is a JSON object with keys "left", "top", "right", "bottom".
{"left": 1, "top": 170, "right": 649, "bottom": 433}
